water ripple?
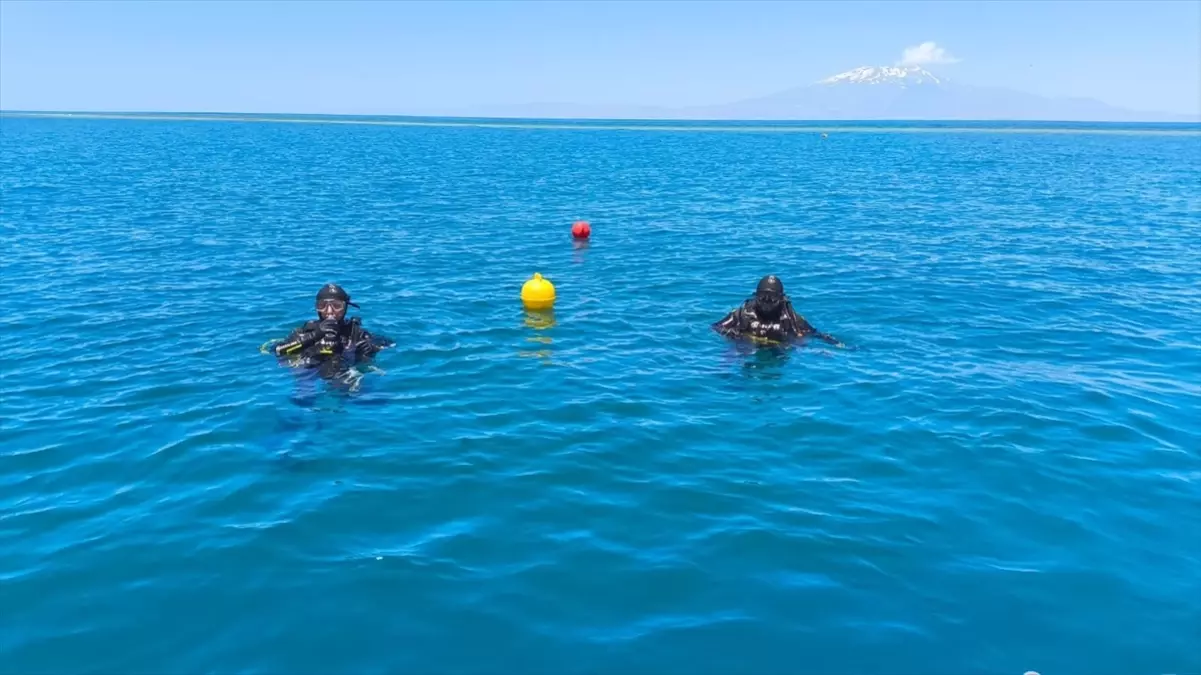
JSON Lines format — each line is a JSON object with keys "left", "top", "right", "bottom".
{"left": 1, "top": 116, "right": 1199, "bottom": 675}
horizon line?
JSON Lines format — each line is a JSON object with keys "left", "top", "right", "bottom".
{"left": 3, "top": 110, "right": 1200, "bottom": 135}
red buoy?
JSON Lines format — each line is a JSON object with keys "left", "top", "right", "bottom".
{"left": 571, "top": 220, "right": 591, "bottom": 240}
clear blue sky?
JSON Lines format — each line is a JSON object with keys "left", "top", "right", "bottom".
{"left": 2, "top": 0, "right": 1198, "bottom": 115}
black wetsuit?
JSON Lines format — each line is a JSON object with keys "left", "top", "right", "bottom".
{"left": 712, "top": 298, "right": 840, "bottom": 346}
{"left": 274, "top": 317, "right": 393, "bottom": 372}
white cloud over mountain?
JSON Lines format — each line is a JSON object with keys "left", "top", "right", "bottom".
{"left": 899, "top": 42, "right": 961, "bottom": 66}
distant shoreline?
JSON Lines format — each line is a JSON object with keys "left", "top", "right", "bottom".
{"left": 3, "top": 110, "right": 1199, "bottom": 135}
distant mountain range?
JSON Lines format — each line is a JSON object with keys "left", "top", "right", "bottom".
{"left": 446, "top": 65, "right": 1199, "bottom": 123}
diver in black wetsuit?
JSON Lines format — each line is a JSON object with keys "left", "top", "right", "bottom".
{"left": 712, "top": 275, "right": 843, "bottom": 347}
{"left": 271, "top": 283, "right": 394, "bottom": 377}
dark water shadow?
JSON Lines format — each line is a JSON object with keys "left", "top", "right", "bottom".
{"left": 266, "top": 362, "right": 389, "bottom": 471}
{"left": 735, "top": 341, "right": 793, "bottom": 381}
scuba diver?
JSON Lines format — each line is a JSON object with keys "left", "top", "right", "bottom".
{"left": 269, "top": 283, "right": 394, "bottom": 382}
{"left": 712, "top": 275, "right": 844, "bottom": 347}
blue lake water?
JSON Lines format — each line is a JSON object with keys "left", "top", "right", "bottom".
{"left": 2, "top": 113, "right": 1199, "bottom": 675}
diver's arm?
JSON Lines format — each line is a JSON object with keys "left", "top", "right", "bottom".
{"left": 273, "top": 322, "right": 320, "bottom": 356}
{"left": 352, "top": 326, "right": 395, "bottom": 360}
{"left": 711, "top": 307, "right": 747, "bottom": 337}
{"left": 786, "top": 304, "right": 843, "bottom": 347}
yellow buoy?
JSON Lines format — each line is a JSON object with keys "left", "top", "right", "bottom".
{"left": 521, "top": 272, "right": 555, "bottom": 311}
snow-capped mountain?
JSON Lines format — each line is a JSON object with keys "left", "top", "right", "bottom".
{"left": 818, "top": 65, "right": 944, "bottom": 86}
{"left": 448, "top": 64, "right": 1197, "bottom": 123}
{"left": 673, "top": 64, "right": 1194, "bottom": 122}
